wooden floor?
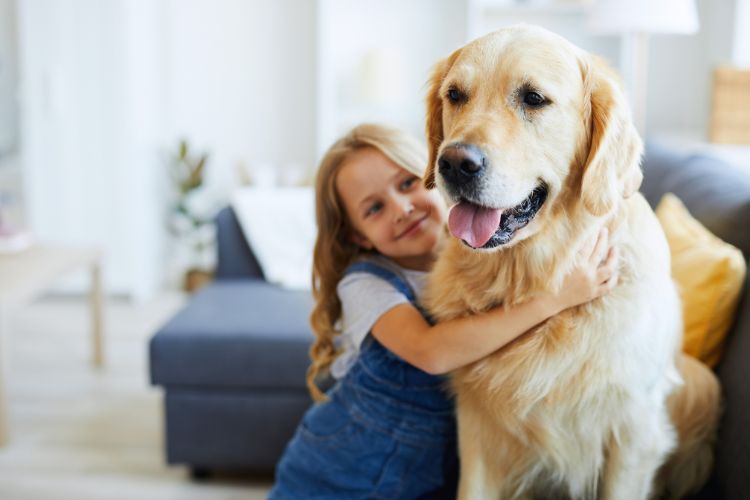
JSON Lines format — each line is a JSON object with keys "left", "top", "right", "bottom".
{"left": 0, "top": 294, "right": 272, "bottom": 500}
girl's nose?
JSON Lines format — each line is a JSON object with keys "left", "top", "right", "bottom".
{"left": 395, "top": 196, "right": 414, "bottom": 222}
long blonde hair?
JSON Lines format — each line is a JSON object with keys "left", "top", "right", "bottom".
{"left": 307, "top": 123, "right": 428, "bottom": 401}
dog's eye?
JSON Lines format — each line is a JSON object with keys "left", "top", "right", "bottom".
{"left": 447, "top": 88, "right": 467, "bottom": 104}
{"left": 523, "top": 91, "right": 545, "bottom": 107}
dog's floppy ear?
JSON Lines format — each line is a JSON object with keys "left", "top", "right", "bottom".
{"left": 580, "top": 56, "right": 644, "bottom": 216}
{"left": 424, "top": 50, "right": 460, "bottom": 190}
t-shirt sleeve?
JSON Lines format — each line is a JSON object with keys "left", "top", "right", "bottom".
{"left": 336, "top": 271, "right": 411, "bottom": 348}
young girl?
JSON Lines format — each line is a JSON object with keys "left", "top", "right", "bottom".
{"left": 269, "top": 124, "right": 618, "bottom": 499}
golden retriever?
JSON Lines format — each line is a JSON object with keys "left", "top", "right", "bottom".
{"left": 421, "top": 25, "right": 721, "bottom": 500}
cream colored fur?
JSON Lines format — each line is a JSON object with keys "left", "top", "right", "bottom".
{"left": 422, "top": 25, "right": 720, "bottom": 500}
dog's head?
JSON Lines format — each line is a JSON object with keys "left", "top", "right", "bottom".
{"left": 425, "top": 25, "right": 643, "bottom": 251}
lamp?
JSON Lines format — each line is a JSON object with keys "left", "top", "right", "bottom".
{"left": 587, "top": 0, "right": 700, "bottom": 134}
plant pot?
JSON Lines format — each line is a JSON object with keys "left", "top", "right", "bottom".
{"left": 184, "top": 268, "right": 213, "bottom": 293}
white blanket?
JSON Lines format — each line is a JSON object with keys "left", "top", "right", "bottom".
{"left": 230, "top": 187, "right": 316, "bottom": 290}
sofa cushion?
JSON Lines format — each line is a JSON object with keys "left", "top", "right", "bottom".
{"left": 230, "top": 187, "right": 315, "bottom": 290}
{"left": 150, "top": 280, "right": 314, "bottom": 390}
{"left": 656, "top": 193, "right": 746, "bottom": 367}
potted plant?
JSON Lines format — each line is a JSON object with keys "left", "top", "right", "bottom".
{"left": 166, "top": 139, "right": 220, "bottom": 292}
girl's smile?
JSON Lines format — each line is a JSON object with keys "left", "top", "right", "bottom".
{"left": 395, "top": 213, "right": 430, "bottom": 240}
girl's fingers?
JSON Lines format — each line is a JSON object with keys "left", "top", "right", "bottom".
{"left": 592, "top": 243, "right": 620, "bottom": 297}
{"left": 596, "top": 265, "right": 613, "bottom": 284}
{"left": 601, "top": 246, "right": 618, "bottom": 268}
{"left": 576, "top": 237, "right": 593, "bottom": 259}
{"left": 577, "top": 227, "right": 602, "bottom": 259}
{"left": 597, "top": 249, "right": 619, "bottom": 283}
{"left": 589, "top": 227, "right": 609, "bottom": 264}
{"left": 596, "top": 272, "right": 619, "bottom": 297}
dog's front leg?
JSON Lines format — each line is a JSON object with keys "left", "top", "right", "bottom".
{"left": 456, "top": 406, "right": 497, "bottom": 500}
{"left": 457, "top": 446, "right": 530, "bottom": 500}
{"left": 600, "top": 409, "right": 677, "bottom": 500}
{"left": 456, "top": 446, "right": 493, "bottom": 500}
{"left": 455, "top": 401, "right": 528, "bottom": 500}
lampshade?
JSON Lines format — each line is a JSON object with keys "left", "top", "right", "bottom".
{"left": 587, "top": 0, "right": 699, "bottom": 34}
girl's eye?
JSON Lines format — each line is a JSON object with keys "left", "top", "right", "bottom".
{"left": 400, "top": 176, "right": 418, "bottom": 190}
{"left": 365, "top": 202, "right": 383, "bottom": 217}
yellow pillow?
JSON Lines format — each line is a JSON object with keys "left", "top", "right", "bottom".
{"left": 656, "top": 193, "right": 746, "bottom": 367}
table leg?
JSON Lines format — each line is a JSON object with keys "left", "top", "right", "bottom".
{"left": 90, "top": 260, "right": 104, "bottom": 367}
{"left": 0, "top": 303, "right": 9, "bottom": 445}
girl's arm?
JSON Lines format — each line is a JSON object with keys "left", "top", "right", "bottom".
{"left": 371, "top": 228, "right": 619, "bottom": 375}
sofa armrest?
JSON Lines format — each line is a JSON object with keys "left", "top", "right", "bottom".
{"left": 214, "top": 206, "right": 265, "bottom": 280}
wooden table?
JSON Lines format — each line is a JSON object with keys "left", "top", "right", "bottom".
{"left": 0, "top": 245, "right": 104, "bottom": 445}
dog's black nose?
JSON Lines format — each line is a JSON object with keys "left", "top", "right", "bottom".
{"left": 438, "top": 143, "right": 486, "bottom": 186}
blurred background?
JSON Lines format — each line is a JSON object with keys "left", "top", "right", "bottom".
{"left": 0, "top": 0, "right": 746, "bottom": 299}
{"left": 0, "top": 1, "right": 748, "bottom": 498}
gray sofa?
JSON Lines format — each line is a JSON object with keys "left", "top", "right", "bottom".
{"left": 149, "top": 142, "right": 750, "bottom": 497}
{"left": 639, "top": 144, "right": 750, "bottom": 499}
{"left": 149, "top": 206, "right": 317, "bottom": 476}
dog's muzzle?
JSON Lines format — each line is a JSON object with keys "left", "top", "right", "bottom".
{"left": 487, "top": 183, "right": 548, "bottom": 248}
{"left": 438, "top": 142, "right": 549, "bottom": 249}
{"left": 438, "top": 143, "right": 486, "bottom": 194}
{"left": 447, "top": 182, "right": 549, "bottom": 249}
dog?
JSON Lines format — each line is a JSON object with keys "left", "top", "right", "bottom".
{"left": 421, "top": 25, "right": 721, "bottom": 499}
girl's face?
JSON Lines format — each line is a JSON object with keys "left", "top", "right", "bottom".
{"left": 336, "top": 147, "right": 447, "bottom": 271}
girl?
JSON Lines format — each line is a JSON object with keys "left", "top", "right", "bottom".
{"left": 269, "top": 124, "right": 618, "bottom": 499}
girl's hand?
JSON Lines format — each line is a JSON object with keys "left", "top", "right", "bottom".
{"left": 552, "top": 227, "right": 619, "bottom": 313}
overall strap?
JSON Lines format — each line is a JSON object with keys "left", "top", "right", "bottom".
{"left": 344, "top": 261, "right": 416, "bottom": 303}
{"left": 339, "top": 260, "right": 449, "bottom": 411}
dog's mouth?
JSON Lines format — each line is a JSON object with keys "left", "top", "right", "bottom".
{"left": 447, "top": 183, "right": 548, "bottom": 249}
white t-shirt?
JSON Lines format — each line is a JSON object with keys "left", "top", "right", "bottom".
{"left": 331, "top": 255, "right": 427, "bottom": 379}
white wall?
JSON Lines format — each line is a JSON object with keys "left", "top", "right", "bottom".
{"left": 11, "top": 0, "right": 744, "bottom": 298}
{"left": 17, "top": 0, "right": 135, "bottom": 294}
{"left": 119, "top": 0, "right": 169, "bottom": 300}
{"left": 647, "top": 0, "right": 737, "bottom": 138}
{"left": 165, "top": 0, "right": 316, "bottom": 189}
{"left": 734, "top": 0, "right": 750, "bottom": 66}
{"left": 316, "top": 0, "right": 467, "bottom": 157}
{"left": 156, "top": 0, "right": 317, "bottom": 288}
{"left": 15, "top": 0, "right": 317, "bottom": 298}
{"left": 0, "top": 0, "right": 18, "bottom": 157}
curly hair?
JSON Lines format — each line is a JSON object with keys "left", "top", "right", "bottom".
{"left": 307, "top": 123, "right": 428, "bottom": 401}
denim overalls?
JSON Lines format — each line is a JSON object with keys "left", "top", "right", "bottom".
{"left": 269, "top": 262, "right": 458, "bottom": 499}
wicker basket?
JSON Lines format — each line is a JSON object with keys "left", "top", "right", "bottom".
{"left": 710, "top": 66, "right": 750, "bottom": 144}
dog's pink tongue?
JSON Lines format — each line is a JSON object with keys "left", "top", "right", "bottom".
{"left": 448, "top": 202, "right": 503, "bottom": 248}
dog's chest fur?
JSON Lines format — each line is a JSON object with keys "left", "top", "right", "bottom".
{"left": 423, "top": 196, "right": 682, "bottom": 497}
